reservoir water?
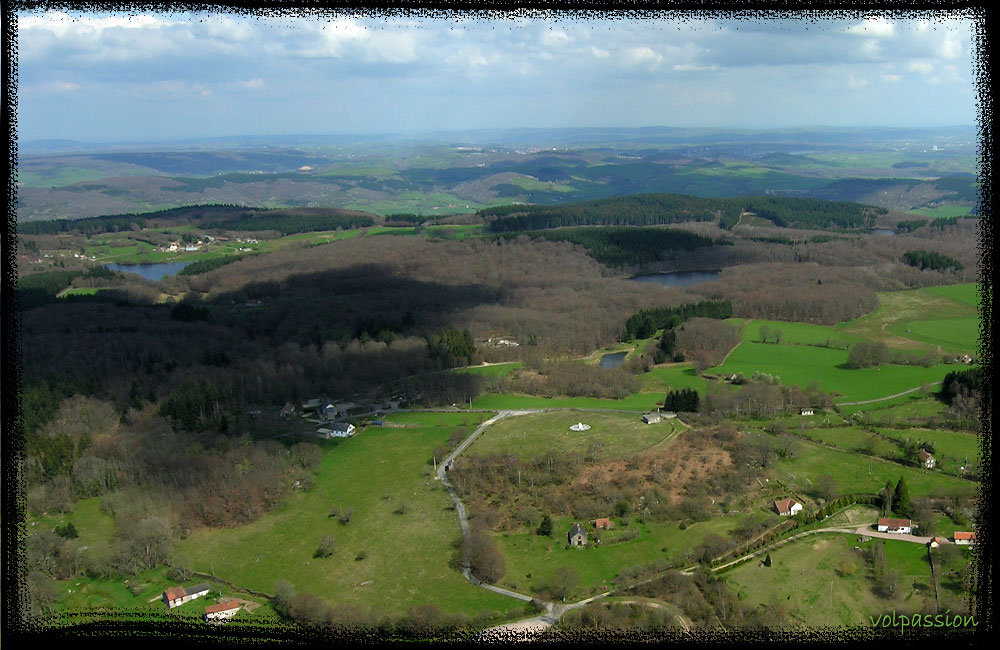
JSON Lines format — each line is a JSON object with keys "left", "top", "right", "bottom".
{"left": 600, "top": 352, "right": 627, "bottom": 369}
{"left": 628, "top": 270, "right": 721, "bottom": 288}
{"left": 106, "top": 261, "right": 191, "bottom": 282}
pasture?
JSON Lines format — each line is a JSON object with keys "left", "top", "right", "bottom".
{"left": 495, "top": 515, "right": 740, "bottom": 603}
{"left": 768, "top": 434, "right": 976, "bottom": 500}
{"left": 710, "top": 341, "right": 952, "bottom": 403}
{"left": 172, "top": 412, "right": 521, "bottom": 620}
{"left": 839, "top": 284, "right": 979, "bottom": 354}
{"left": 724, "top": 533, "right": 942, "bottom": 627}
{"left": 471, "top": 392, "right": 665, "bottom": 412}
{"left": 467, "top": 411, "right": 685, "bottom": 462}
{"left": 640, "top": 364, "right": 712, "bottom": 394}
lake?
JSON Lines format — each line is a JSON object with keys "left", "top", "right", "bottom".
{"left": 600, "top": 352, "right": 627, "bottom": 369}
{"left": 106, "top": 261, "right": 191, "bottom": 281}
{"left": 628, "top": 270, "right": 721, "bottom": 288}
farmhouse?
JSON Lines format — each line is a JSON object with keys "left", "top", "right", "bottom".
{"left": 800, "top": 407, "right": 814, "bottom": 416}
{"left": 280, "top": 402, "right": 295, "bottom": 419}
{"left": 953, "top": 531, "right": 977, "bottom": 545}
{"left": 163, "top": 583, "right": 212, "bottom": 608}
{"left": 302, "top": 398, "right": 322, "bottom": 411}
{"left": 877, "top": 518, "right": 913, "bottom": 534}
{"left": 593, "top": 518, "right": 615, "bottom": 530}
{"left": 773, "top": 498, "right": 803, "bottom": 516}
{"left": 642, "top": 412, "right": 662, "bottom": 424}
{"left": 205, "top": 600, "right": 241, "bottom": 622}
{"left": 928, "top": 537, "right": 948, "bottom": 548}
{"left": 568, "top": 523, "right": 588, "bottom": 547}
{"left": 919, "top": 449, "right": 936, "bottom": 469}
{"left": 317, "top": 422, "right": 356, "bottom": 439}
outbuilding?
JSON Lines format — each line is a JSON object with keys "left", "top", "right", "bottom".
{"left": 163, "top": 583, "right": 212, "bottom": 608}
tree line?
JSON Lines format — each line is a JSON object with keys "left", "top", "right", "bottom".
{"left": 482, "top": 193, "right": 882, "bottom": 233}
{"left": 902, "top": 249, "right": 964, "bottom": 272}
{"left": 623, "top": 300, "right": 733, "bottom": 341}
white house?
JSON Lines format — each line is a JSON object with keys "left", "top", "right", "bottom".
{"left": 877, "top": 518, "right": 913, "bottom": 534}
{"left": 163, "top": 583, "right": 211, "bottom": 608}
{"left": 800, "top": 408, "right": 814, "bottom": 416}
{"left": 317, "top": 422, "right": 356, "bottom": 439}
{"left": 205, "top": 601, "right": 241, "bottom": 622}
{"left": 642, "top": 412, "right": 662, "bottom": 424}
{"left": 953, "top": 531, "right": 976, "bottom": 545}
{"left": 774, "top": 498, "right": 803, "bottom": 516}
{"left": 919, "top": 449, "right": 936, "bottom": 469}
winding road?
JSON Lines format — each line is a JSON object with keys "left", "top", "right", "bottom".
{"left": 437, "top": 408, "right": 696, "bottom": 638}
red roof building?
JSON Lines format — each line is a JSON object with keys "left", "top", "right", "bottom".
{"left": 774, "top": 498, "right": 803, "bottom": 516}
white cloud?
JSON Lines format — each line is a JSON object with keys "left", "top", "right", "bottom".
{"left": 881, "top": 73, "right": 902, "bottom": 84}
{"left": 847, "top": 18, "right": 895, "bottom": 38}
{"left": 35, "top": 80, "right": 81, "bottom": 93}
{"left": 908, "top": 61, "right": 934, "bottom": 75}
{"left": 624, "top": 46, "right": 662, "bottom": 67}
{"left": 847, "top": 74, "right": 868, "bottom": 89}
{"left": 541, "top": 29, "right": 570, "bottom": 47}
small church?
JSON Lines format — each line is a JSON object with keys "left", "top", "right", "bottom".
{"left": 568, "top": 523, "right": 587, "bottom": 547}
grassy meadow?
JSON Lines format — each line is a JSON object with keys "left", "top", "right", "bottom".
{"left": 467, "top": 411, "right": 685, "bottom": 462}
{"left": 496, "top": 515, "right": 741, "bottom": 603}
{"left": 171, "top": 412, "right": 521, "bottom": 620}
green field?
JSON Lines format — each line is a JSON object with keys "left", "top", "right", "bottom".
{"left": 711, "top": 341, "right": 952, "bottom": 403}
{"left": 876, "top": 428, "right": 980, "bottom": 474}
{"left": 725, "top": 533, "right": 937, "bottom": 627}
{"left": 768, "top": 434, "right": 976, "bottom": 500}
{"left": 456, "top": 362, "right": 523, "bottom": 378}
{"left": 740, "top": 320, "right": 863, "bottom": 347}
{"left": 840, "top": 284, "right": 980, "bottom": 354}
{"left": 471, "top": 392, "right": 665, "bottom": 412}
{"left": 907, "top": 205, "right": 973, "bottom": 218}
{"left": 468, "top": 411, "right": 684, "bottom": 462}
{"left": 639, "top": 364, "right": 713, "bottom": 394}
{"left": 799, "top": 426, "right": 902, "bottom": 459}
{"left": 835, "top": 393, "right": 948, "bottom": 419}
{"left": 172, "top": 412, "right": 521, "bottom": 619}
{"left": 496, "top": 515, "right": 740, "bottom": 603}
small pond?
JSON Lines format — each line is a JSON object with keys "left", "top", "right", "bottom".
{"left": 105, "top": 261, "right": 191, "bottom": 282}
{"left": 600, "top": 352, "right": 627, "bottom": 369}
{"left": 628, "top": 270, "right": 721, "bottom": 288}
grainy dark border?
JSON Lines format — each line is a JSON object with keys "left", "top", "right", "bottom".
{"left": 2, "top": 0, "right": 992, "bottom": 645}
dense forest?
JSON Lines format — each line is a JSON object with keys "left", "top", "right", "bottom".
{"left": 503, "top": 227, "right": 723, "bottom": 267}
{"left": 902, "top": 249, "right": 964, "bottom": 272}
{"left": 482, "top": 193, "right": 883, "bottom": 233}
{"left": 19, "top": 204, "right": 379, "bottom": 236}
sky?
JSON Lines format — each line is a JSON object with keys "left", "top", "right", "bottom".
{"left": 14, "top": 9, "right": 980, "bottom": 143}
